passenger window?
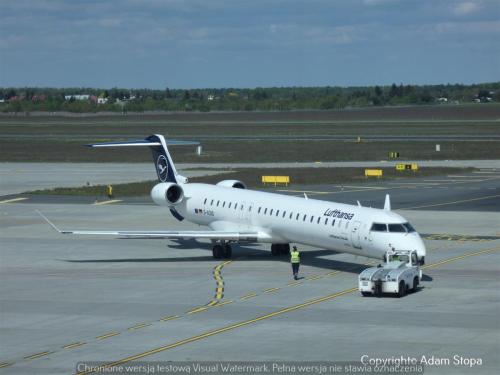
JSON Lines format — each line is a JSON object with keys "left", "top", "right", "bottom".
{"left": 282, "top": 211, "right": 286, "bottom": 218}
{"left": 317, "top": 217, "right": 321, "bottom": 224}
{"left": 371, "top": 223, "right": 387, "bottom": 232}
{"left": 204, "top": 198, "right": 207, "bottom": 205}
{"left": 228, "top": 202, "right": 232, "bottom": 208}
{"left": 289, "top": 212, "right": 293, "bottom": 219}
{"left": 248, "top": 206, "right": 252, "bottom": 212}
{"left": 217, "top": 200, "right": 220, "bottom": 207}
{"left": 389, "top": 224, "right": 406, "bottom": 233}
{"left": 324, "top": 218, "right": 328, "bottom": 225}
{"left": 241, "top": 205, "right": 244, "bottom": 211}
{"left": 303, "top": 214, "right": 307, "bottom": 221}
{"left": 296, "top": 213, "right": 300, "bottom": 220}
{"left": 211, "top": 199, "right": 214, "bottom": 206}
{"left": 331, "top": 219, "right": 335, "bottom": 226}
{"left": 270, "top": 209, "right": 273, "bottom": 215}
{"left": 234, "top": 203, "right": 238, "bottom": 210}
{"left": 222, "top": 201, "right": 226, "bottom": 207}
{"left": 276, "top": 210, "right": 280, "bottom": 216}
{"left": 258, "top": 207, "right": 261, "bottom": 213}
{"left": 310, "top": 216, "right": 314, "bottom": 223}
{"left": 264, "top": 208, "right": 268, "bottom": 214}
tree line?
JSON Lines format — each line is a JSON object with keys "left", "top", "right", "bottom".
{"left": 1, "top": 82, "right": 499, "bottom": 113}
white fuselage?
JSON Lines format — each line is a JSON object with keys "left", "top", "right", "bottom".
{"left": 170, "top": 183, "right": 426, "bottom": 261}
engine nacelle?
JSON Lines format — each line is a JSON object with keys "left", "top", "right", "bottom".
{"left": 151, "top": 182, "right": 184, "bottom": 206}
{"left": 216, "top": 180, "right": 247, "bottom": 189}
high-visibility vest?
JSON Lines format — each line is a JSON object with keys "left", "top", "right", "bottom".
{"left": 290, "top": 250, "right": 300, "bottom": 263}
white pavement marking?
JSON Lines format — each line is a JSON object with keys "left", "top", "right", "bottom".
{"left": 93, "top": 200, "right": 122, "bottom": 206}
{"left": 0, "top": 197, "right": 27, "bottom": 204}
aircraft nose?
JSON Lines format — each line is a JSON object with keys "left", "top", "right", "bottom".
{"left": 412, "top": 233, "right": 427, "bottom": 263}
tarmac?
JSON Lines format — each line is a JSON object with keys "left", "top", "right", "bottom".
{"left": 0, "top": 166, "right": 499, "bottom": 374}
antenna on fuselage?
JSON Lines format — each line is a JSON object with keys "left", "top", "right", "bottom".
{"left": 384, "top": 194, "right": 391, "bottom": 211}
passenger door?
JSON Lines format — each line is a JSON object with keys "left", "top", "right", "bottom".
{"left": 351, "top": 220, "right": 362, "bottom": 249}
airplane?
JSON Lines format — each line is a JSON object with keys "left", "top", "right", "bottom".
{"left": 39, "top": 134, "right": 426, "bottom": 264}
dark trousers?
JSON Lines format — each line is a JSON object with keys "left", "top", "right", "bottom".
{"left": 292, "top": 263, "right": 300, "bottom": 276}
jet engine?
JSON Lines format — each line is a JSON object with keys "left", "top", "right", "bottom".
{"left": 216, "top": 180, "right": 247, "bottom": 189}
{"left": 151, "top": 182, "right": 184, "bottom": 206}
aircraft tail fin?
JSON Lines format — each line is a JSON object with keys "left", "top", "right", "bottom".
{"left": 86, "top": 135, "right": 198, "bottom": 184}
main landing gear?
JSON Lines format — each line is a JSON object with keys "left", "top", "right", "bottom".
{"left": 271, "top": 243, "right": 290, "bottom": 256}
{"left": 212, "top": 241, "right": 232, "bottom": 259}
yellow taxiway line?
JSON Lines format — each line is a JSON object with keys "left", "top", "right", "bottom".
{"left": 24, "top": 351, "right": 53, "bottom": 360}
{"left": 159, "top": 315, "right": 180, "bottom": 322}
{"left": 76, "top": 246, "right": 500, "bottom": 374}
{"left": 96, "top": 332, "right": 120, "bottom": 340}
{"left": 62, "top": 342, "right": 86, "bottom": 350}
{"left": 76, "top": 288, "right": 357, "bottom": 374}
{"left": 127, "top": 323, "right": 151, "bottom": 331}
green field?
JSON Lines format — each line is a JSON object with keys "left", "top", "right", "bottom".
{"left": 1, "top": 105, "right": 499, "bottom": 162}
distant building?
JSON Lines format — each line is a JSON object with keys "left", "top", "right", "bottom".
{"left": 64, "top": 94, "right": 90, "bottom": 101}
{"left": 437, "top": 97, "right": 448, "bottom": 102}
{"left": 97, "top": 97, "right": 108, "bottom": 104}
{"left": 207, "top": 95, "right": 215, "bottom": 101}
{"left": 31, "top": 95, "right": 46, "bottom": 102}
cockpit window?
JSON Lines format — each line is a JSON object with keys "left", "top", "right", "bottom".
{"left": 371, "top": 223, "right": 387, "bottom": 232}
{"left": 388, "top": 224, "right": 406, "bottom": 233}
{"left": 403, "top": 222, "right": 416, "bottom": 232}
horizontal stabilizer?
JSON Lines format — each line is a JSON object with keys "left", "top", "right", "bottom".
{"left": 86, "top": 139, "right": 199, "bottom": 147}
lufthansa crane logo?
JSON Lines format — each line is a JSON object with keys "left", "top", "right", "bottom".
{"left": 156, "top": 155, "right": 169, "bottom": 182}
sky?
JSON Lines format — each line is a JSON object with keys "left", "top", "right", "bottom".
{"left": 1, "top": 0, "right": 499, "bottom": 89}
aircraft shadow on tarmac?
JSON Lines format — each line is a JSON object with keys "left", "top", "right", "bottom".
{"left": 64, "top": 242, "right": 373, "bottom": 275}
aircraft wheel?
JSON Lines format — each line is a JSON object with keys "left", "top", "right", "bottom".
{"left": 412, "top": 277, "right": 419, "bottom": 293}
{"left": 280, "top": 244, "right": 290, "bottom": 255}
{"left": 222, "top": 244, "right": 232, "bottom": 259}
{"left": 397, "top": 281, "right": 406, "bottom": 298}
{"left": 271, "top": 244, "right": 279, "bottom": 256}
{"left": 212, "top": 244, "right": 223, "bottom": 259}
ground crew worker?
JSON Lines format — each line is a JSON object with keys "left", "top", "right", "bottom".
{"left": 290, "top": 245, "right": 300, "bottom": 280}
{"left": 107, "top": 184, "right": 113, "bottom": 199}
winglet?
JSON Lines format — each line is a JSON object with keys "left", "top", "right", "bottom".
{"left": 384, "top": 194, "right": 391, "bottom": 211}
{"left": 304, "top": 193, "right": 308, "bottom": 200}
{"left": 36, "top": 210, "right": 63, "bottom": 233}
{"left": 357, "top": 200, "right": 362, "bottom": 207}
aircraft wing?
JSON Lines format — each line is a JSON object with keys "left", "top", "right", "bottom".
{"left": 36, "top": 210, "right": 258, "bottom": 241}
